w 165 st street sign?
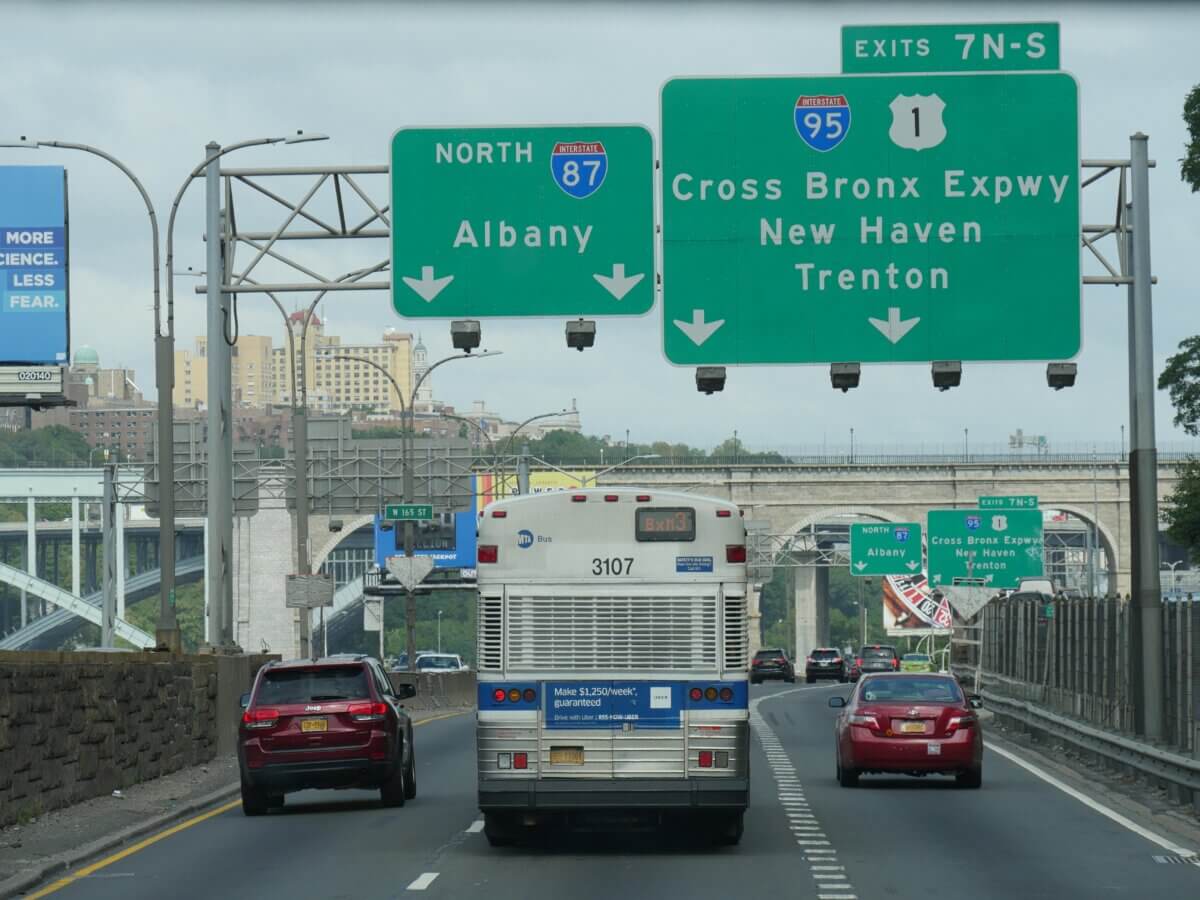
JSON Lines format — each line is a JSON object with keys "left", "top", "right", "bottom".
{"left": 660, "top": 73, "right": 1080, "bottom": 365}
{"left": 391, "top": 126, "right": 653, "bottom": 318}
{"left": 850, "top": 522, "right": 923, "bottom": 576}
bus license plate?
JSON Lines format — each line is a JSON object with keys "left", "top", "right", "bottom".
{"left": 549, "top": 747, "right": 584, "bottom": 765}
{"left": 300, "top": 718, "right": 328, "bottom": 733}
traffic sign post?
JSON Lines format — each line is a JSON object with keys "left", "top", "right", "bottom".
{"left": 660, "top": 73, "right": 1080, "bottom": 365}
{"left": 850, "top": 523, "right": 922, "bottom": 576}
{"left": 391, "top": 126, "right": 654, "bottom": 318}
{"left": 842, "top": 23, "right": 1060, "bottom": 73}
{"left": 385, "top": 503, "right": 433, "bottom": 522}
{"left": 978, "top": 495, "right": 1038, "bottom": 510}
{"left": 927, "top": 509, "right": 1043, "bottom": 589}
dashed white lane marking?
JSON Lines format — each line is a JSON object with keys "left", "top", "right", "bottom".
{"left": 466, "top": 819, "right": 485, "bottom": 833}
{"left": 406, "top": 872, "right": 440, "bottom": 891}
{"left": 985, "top": 740, "right": 1196, "bottom": 857}
{"left": 753, "top": 688, "right": 859, "bottom": 900}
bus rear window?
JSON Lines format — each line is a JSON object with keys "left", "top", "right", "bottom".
{"left": 635, "top": 507, "right": 695, "bottom": 542}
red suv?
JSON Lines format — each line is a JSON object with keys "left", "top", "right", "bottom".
{"left": 237, "top": 655, "right": 417, "bottom": 815}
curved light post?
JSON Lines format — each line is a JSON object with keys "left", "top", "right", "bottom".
{"left": 320, "top": 349, "right": 500, "bottom": 670}
{"left": 498, "top": 409, "right": 573, "bottom": 496}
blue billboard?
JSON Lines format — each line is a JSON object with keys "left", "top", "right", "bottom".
{"left": 0, "top": 166, "right": 68, "bottom": 365}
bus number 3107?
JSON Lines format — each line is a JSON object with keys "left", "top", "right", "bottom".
{"left": 592, "top": 557, "right": 634, "bottom": 576}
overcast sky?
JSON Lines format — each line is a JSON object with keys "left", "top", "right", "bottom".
{"left": 6, "top": 0, "right": 1199, "bottom": 455}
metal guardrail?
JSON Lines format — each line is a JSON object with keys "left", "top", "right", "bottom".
{"left": 980, "top": 689, "right": 1200, "bottom": 798}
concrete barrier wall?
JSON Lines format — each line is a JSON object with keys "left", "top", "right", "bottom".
{"left": 0, "top": 651, "right": 274, "bottom": 828}
{"left": 388, "top": 671, "right": 477, "bottom": 713}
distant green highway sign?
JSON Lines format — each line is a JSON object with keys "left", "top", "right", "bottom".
{"left": 660, "top": 73, "right": 1079, "bottom": 365}
{"left": 978, "top": 495, "right": 1038, "bottom": 510}
{"left": 385, "top": 503, "right": 433, "bottom": 521}
{"left": 927, "top": 509, "right": 1043, "bottom": 589}
{"left": 842, "top": 23, "right": 1060, "bottom": 73}
{"left": 391, "top": 125, "right": 654, "bottom": 318}
{"left": 850, "top": 523, "right": 923, "bottom": 576}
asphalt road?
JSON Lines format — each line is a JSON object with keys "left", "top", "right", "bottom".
{"left": 32, "top": 686, "right": 1200, "bottom": 899}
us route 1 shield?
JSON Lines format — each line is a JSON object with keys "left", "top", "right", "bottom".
{"left": 391, "top": 125, "right": 653, "bottom": 318}
{"left": 660, "top": 73, "right": 1080, "bottom": 365}
{"left": 850, "top": 522, "right": 923, "bottom": 576}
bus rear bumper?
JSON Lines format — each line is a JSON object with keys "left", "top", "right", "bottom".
{"left": 479, "top": 777, "right": 749, "bottom": 811}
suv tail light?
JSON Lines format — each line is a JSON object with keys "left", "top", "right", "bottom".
{"left": 478, "top": 545, "right": 498, "bottom": 564}
{"left": 892, "top": 658, "right": 900, "bottom": 670}
{"left": 832, "top": 657, "right": 842, "bottom": 665}
{"left": 242, "top": 707, "right": 279, "bottom": 729}
{"left": 348, "top": 701, "right": 388, "bottom": 722}
{"left": 725, "top": 545, "right": 747, "bottom": 563}
{"left": 805, "top": 657, "right": 813, "bottom": 665}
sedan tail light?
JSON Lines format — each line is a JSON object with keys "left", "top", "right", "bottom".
{"left": 945, "top": 713, "right": 977, "bottom": 735}
{"left": 242, "top": 707, "right": 279, "bottom": 729}
{"left": 348, "top": 701, "right": 388, "bottom": 722}
{"left": 847, "top": 713, "right": 881, "bottom": 730}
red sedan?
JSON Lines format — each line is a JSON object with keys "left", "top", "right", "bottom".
{"left": 830, "top": 673, "right": 983, "bottom": 789}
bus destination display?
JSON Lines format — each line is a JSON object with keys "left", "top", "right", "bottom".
{"left": 635, "top": 507, "right": 695, "bottom": 542}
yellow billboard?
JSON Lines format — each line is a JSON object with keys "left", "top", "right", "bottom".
{"left": 475, "top": 469, "right": 596, "bottom": 513}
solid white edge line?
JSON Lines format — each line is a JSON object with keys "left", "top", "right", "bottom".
{"left": 406, "top": 872, "right": 440, "bottom": 891}
{"left": 984, "top": 740, "right": 1196, "bottom": 857}
{"left": 466, "top": 820, "right": 485, "bottom": 833}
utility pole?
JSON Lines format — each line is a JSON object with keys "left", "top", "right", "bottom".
{"left": 1127, "top": 133, "right": 1163, "bottom": 739}
{"left": 100, "top": 464, "right": 116, "bottom": 648}
{"left": 204, "top": 141, "right": 236, "bottom": 651}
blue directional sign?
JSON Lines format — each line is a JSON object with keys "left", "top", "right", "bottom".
{"left": 0, "top": 167, "right": 68, "bottom": 366}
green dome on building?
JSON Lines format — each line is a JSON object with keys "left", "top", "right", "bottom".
{"left": 73, "top": 346, "right": 100, "bottom": 368}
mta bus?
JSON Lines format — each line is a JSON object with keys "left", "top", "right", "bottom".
{"left": 474, "top": 487, "right": 750, "bottom": 845}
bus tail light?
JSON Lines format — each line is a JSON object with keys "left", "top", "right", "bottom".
{"left": 716, "top": 509, "right": 732, "bottom": 518}
{"left": 497, "top": 752, "right": 511, "bottom": 770}
{"left": 604, "top": 495, "right": 619, "bottom": 502}
{"left": 478, "top": 545, "right": 498, "bottom": 564}
{"left": 491, "top": 509, "right": 507, "bottom": 518}
{"left": 719, "top": 686, "right": 733, "bottom": 702}
{"left": 636, "top": 495, "right": 651, "bottom": 502}
{"left": 698, "top": 750, "right": 714, "bottom": 768}
{"left": 513, "top": 752, "right": 528, "bottom": 770}
{"left": 522, "top": 688, "right": 537, "bottom": 703}
{"left": 726, "top": 545, "right": 747, "bottom": 563}
{"left": 689, "top": 687, "right": 703, "bottom": 701}
{"left": 571, "top": 494, "right": 587, "bottom": 502}
{"left": 492, "top": 688, "right": 506, "bottom": 703}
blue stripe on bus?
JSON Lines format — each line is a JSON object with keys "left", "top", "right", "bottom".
{"left": 479, "top": 680, "right": 748, "bottom": 713}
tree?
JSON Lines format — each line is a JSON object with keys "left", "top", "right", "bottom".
{"left": 1159, "top": 336, "right": 1200, "bottom": 436}
{"left": 1182, "top": 84, "right": 1200, "bottom": 191}
{"left": 1162, "top": 458, "right": 1200, "bottom": 564}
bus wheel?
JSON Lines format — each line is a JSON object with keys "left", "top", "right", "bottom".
{"left": 484, "top": 812, "right": 517, "bottom": 847}
{"left": 714, "top": 811, "right": 744, "bottom": 846}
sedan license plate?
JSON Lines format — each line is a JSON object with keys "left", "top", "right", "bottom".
{"left": 300, "top": 718, "right": 328, "bottom": 733}
{"left": 549, "top": 746, "right": 584, "bottom": 765}
{"left": 900, "top": 721, "right": 926, "bottom": 734}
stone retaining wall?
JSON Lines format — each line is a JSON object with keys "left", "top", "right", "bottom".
{"left": 0, "top": 651, "right": 272, "bottom": 828}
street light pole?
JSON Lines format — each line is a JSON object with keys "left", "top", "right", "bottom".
{"left": 1, "top": 137, "right": 182, "bottom": 651}
{"left": 323, "top": 350, "right": 501, "bottom": 670}
{"left": 437, "top": 609, "right": 443, "bottom": 653}
{"left": 498, "top": 410, "right": 572, "bottom": 496}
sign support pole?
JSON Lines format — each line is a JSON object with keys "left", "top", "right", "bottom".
{"left": 100, "top": 464, "right": 116, "bottom": 648}
{"left": 404, "top": 404, "right": 415, "bottom": 672}
{"left": 204, "top": 141, "right": 237, "bottom": 652}
{"left": 1128, "top": 132, "right": 1163, "bottom": 740}
{"left": 294, "top": 404, "right": 311, "bottom": 658}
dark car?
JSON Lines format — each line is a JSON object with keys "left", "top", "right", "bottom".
{"left": 851, "top": 644, "right": 900, "bottom": 681}
{"left": 750, "top": 648, "right": 796, "bottom": 684}
{"left": 805, "top": 647, "right": 847, "bottom": 683}
{"left": 829, "top": 672, "right": 984, "bottom": 788}
{"left": 237, "top": 655, "right": 417, "bottom": 815}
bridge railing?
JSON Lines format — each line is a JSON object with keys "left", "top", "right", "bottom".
{"left": 971, "top": 594, "right": 1198, "bottom": 754}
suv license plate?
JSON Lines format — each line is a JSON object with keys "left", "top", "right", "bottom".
{"left": 549, "top": 747, "right": 584, "bottom": 765}
{"left": 300, "top": 718, "right": 328, "bottom": 733}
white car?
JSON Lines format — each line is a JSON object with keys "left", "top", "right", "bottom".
{"left": 414, "top": 653, "right": 469, "bottom": 673}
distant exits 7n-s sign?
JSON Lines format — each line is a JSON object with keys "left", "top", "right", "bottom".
{"left": 660, "top": 74, "right": 1080, "bottom": 365}
{"left": 390, "top": 126, "right": 653, "bottom": 318}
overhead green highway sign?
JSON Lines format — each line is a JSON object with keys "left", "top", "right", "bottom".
{"left": 842, "top": 23, "right": 1060, "bottom": 73}
{"left": 391, "top": 125, "right": 654, "bottom": 318}
{"left": 978, "top": 495, "right": 1038, "bottom": 510}
{"left": 384, "top": 503, "right": 433, "bottom": 521}
{"left": 927, "top": 508, "right": 1043, "bottom": 589}
{"left": 850, "top": 522, "right": 923, "bottom": 576}
{"left": 660, "top": 73, "right": 1079, "bottom": 365}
